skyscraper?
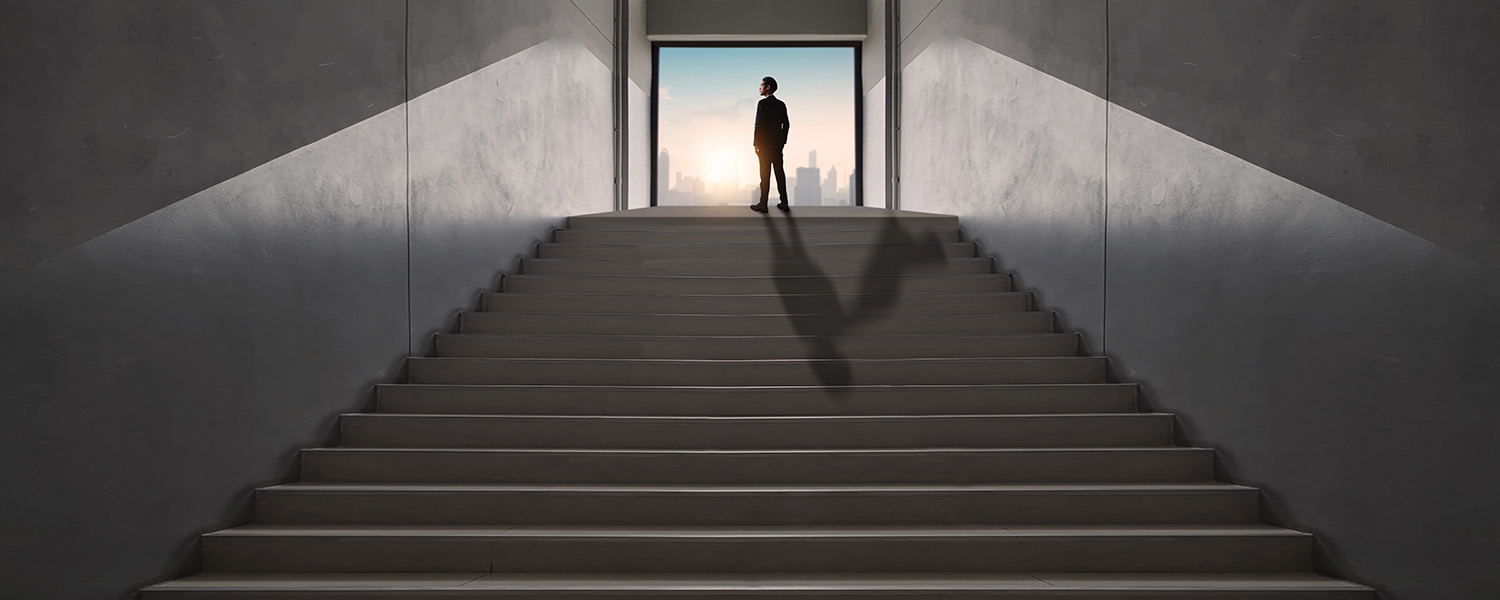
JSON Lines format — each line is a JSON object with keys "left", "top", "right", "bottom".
{"left": 808, "top": 150, "right": 817, "bottom": 169}
{"left": 823, "top": 165, "right": 839, "bottom": 204}
{"left": 658, "top": 149, "right": 670, "bottom": 193}
{"left": 795, "top": 167, "right": 821, "bottom": 207}
{"left": 849, "top": 169, "right": 857, "bottom": 206}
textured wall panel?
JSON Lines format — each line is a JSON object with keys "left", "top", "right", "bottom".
{"left": 900, "top": 34, "right": 1106, "bottom": 352}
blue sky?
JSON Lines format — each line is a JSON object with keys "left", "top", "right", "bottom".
{"left": 658, "top": 47, "right": 856, "bottom": 193}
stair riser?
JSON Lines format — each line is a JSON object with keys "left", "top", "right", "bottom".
{"left": 556, "top": 228, "right": 966, "bottom": 245}
{"left": 521, "top": 258, "right": 991, "bottom": 277}
{"left": 375, "top": 385, "right": 1139, "bottom": 416}
{"left": 141, "top": 590, "right": 1374, "bottom": 599}
{"left": 204, "top": 535, "right": 1308, "bottom": 573}
{"left": 435, "top": 335, "right": 1077, "bottom": 360}
{"left": 503, "top": 276, "right": 1012, "bottom": 295}
{"left": 566, "top": 216, "right": 960, "bottom": 231}
{"left": 257, "top": 490, "right": 1258, "bottom": 525}
{"left": 538, "top": 243, "right": 978, "bottom": 260}
{"left": 480, "top": 293, "right": 1031, "bottom": 314}
{"left": 339, "top": 415, "right": 1172, "bottom": 449}
{"left": 406, "top": 359, "right": 1104, "bottom": 386}
{"left": 300, "top": 450, "right": 1213, "bottom": 484}
{"left": 458, "top": 313, "right": 1054, "bottom": 336}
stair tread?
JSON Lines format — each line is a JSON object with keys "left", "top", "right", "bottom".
{"left": 262, "top": 482, "right": 1254, "bottom": 493}
{"left": 208, "top": 524, "right": 1307, "bottom": 538}
{"left": 309, "top": 447, "right": 1204, "bottom": 455}
{"left": 410, "top": 357, "right": 1091, "bottom": 364}
{"left": 480, "top": 292, "right": 1028, "bottom": 300}
{"left": 148, "top": 572, "right": 1371, "bottom": 591}
{"left": 340, "top": 413, "right": 1169, "bottom": 421}
{"left": 439, "top": 332, "right": 1072, "bottom": 340}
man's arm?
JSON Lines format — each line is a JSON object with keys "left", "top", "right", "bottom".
{"left": 780, "top": 102, "right": 790, "bottom": 145}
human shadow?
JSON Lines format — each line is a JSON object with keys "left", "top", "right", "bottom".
{"left": 761, "top": 211, "right": 953, "bottom": 391}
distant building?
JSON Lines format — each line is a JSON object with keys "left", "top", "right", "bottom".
{"left": 849, "top": 169, "right": 857, "bottom": 206}
{"left": 658, "top": 149, "right": 670, "bottom": 193}
{"left": 823, "top": 165, "right": 840, "bottom": 205}
{"left": 796, "top": 166, "right": 821, "bottom": 206}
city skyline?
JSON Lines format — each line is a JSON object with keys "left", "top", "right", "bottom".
{"left": 656, "top": 46, "right": 855, "bottom": 205}
{"left": 659, "top": 146, "right": 856, "bottom": 206}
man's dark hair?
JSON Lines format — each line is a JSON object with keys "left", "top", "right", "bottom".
{"left": 762, "top": 76, "right": 778, "bottom": 94}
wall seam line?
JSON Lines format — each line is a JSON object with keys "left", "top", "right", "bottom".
{"left": 900, "top": 0, "right": 944, "bottom": 45}
{"left": 1102, "top": 0, "right": 1110, "bottom": 356}
{"left": 570, "top": 0, "right": 613, "bottom": 45}
{"left": 404, "top": 0, "right": 413, "bottom": 354}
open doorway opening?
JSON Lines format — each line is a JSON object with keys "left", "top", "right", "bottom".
{"left": 651, "top": 43, "right": 861, "bottom": 207}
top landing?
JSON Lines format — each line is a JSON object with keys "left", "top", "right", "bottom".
{"left": 568, "top": 206, "right": 959, "bottom": 231}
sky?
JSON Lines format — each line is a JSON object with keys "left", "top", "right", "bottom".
{"left": 657, "top": 47, "right": 856, "bottom": 193}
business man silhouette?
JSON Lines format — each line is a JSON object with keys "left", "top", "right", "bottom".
{"left": 751, "top": 76, "right": 790, "bottom": 213}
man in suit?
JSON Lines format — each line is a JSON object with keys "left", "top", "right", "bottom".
{"left": 751, "top": 76, "right": 790, "bottom": 213}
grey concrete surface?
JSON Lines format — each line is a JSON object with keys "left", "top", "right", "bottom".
{"left": 896, "top": 0, "right": 1500, "bottom": 597}
{"left": 0, "top": 0, "right": 407, "bottom": 270}
{"left": 1111, "top": 0, "right": 1500, "bottom": 268}
{"left": 406, "top": 0, "right": 614, "bottom": 98}
{"left": 899, "top": 0, "right": 1108, "bottom": 354}
{"left": 0, "top": 2, "right": 617, "bottom": 599}
{"left": 647, "top": 0, "right": 866, "bottom": 39}
{"left": 406, "top": 19, "right": 613, "bottom": 351}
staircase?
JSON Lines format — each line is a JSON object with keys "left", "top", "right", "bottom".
{"left": 143, "top": 206, "right": 1372, "bottom": 598}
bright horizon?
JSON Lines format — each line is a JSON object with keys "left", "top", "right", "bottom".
{"left": 657, "top": 46, "right": 856, "bottom": 202}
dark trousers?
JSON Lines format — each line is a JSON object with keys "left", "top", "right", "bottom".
{"left": 756, "top": 145, "right": 788, "bottom": 204}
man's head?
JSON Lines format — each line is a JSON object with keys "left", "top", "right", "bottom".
{"left": 760, "top": 76, "right": 778, "bottom": 97}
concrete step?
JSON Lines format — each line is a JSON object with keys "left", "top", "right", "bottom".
{"left": 555, "top": 227, "right": 965, "bottom": 245}
{"left": 255, "top": 482, "right": 1258, "bottom": 526}
{"left": 502, "top": 274, "right": 1013, "bottom": 295}
{"left": 434, "top": 333, "right": 1077, "bottom": 359}
{"left": 457, "top": 312, "right": 1054, "bottom": 336}
{"left": 480, "top": 292, "right": 1032, "bottom": 314}
{"left": 338, "top": 413, "right": 1172, "bottom": 449}
{"left": 519, "top": 257, "right": 993, "bottom": 277}
{"left": 406, "top": 357, "right": 1103, "bottom": 386}
{"left": 199, "top": 525, "right": 1309, "bottom": 573}
{"left": 566, "top": 208, "right": 960, "bottom": 231}
{"left": 299, "top": 447, "right": 1213, "bottom": 485}
{"left": 143, "top": 572, "right": 1374, "bottom": 599}
{"left": 374, "top": 384, "right": 1140, "bottom": 416}
{"left": 537, "top": 242, "right": 978, "bottom": 260}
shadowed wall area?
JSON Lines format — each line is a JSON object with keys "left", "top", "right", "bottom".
{"left": 898, "top": 0, "right": 1500, "bottom": 598}
{"left": 0, "top": 1, "right": 613, "bottom": 599}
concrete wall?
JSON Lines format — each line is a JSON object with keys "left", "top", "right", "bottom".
{"left": 861, "top": 0, "right": 887, "bottom": 208}
{"left": 898, "top": 0, "right": 1500, "bottom": 597}
{"left": 647, "top": 0, "right": 866, "bottom": 40}
{"left": 0, "top": 2, "right": 614, "bottom": 599}
{"left": 899, "top": 0, "right": 1108, "bottom": 352}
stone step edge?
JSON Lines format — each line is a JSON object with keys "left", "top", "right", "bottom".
{"left": 206, "top": 524, "right": 1309, "bottom": 539}
{"left": 257, "top": 482, "right": 1255, "bottom": 494}
{"left": 144, "top": 571, "right": 1373, "bottom": 594}
{"left": 304, "top": 447, "right": 1208, "bottom": 456}
{"left": 338, "top": 413, "right": 1171, "bottom": 422}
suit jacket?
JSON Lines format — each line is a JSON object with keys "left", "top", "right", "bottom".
{"left": 753, "top": 95, "right": 789, "bottom": 149}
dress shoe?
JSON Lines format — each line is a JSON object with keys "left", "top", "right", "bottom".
{"left": 776, "top": 201, "right": 790, "bottom": 212}
{"left": 750, "top": 203, "right": 769, "bottom": 213}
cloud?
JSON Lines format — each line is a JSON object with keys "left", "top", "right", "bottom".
{"left": 658, "top": 86, "right": 675, "bottom": 100}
